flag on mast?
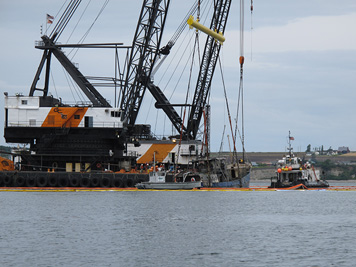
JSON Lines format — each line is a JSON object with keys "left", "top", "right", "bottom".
{"left": 47, "top": 14, "right": 54, "bottom": 24}
{"left": 289, "top": 136, "right": 294, "bottom": 141}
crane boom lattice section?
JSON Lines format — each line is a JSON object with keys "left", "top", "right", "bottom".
{"left": 186, "top": 0, "right": 232, "bottom": 140}
{"left": 119, "top": 0, "right": 170, "bottom": 126}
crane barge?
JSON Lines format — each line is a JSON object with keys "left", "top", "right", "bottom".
{"left": 1, "top": 0, "right": 250, "bottom": 188}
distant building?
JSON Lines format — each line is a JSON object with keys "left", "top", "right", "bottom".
{"left": 337, "top": 146, "right": 350, "bottom": 154}
{"left": 326, "top": 151, "right": 338, "bottom": 156}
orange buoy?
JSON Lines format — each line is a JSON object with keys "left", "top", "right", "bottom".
{"left": 239, "top": 56, "right": 244, "bottom": 65}
{"left": 277, "top": 168, "right": 282, "bottom": 173}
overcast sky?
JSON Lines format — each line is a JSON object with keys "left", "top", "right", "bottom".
{"left": 1, "top": 0, "right": 356, "bottom": 153}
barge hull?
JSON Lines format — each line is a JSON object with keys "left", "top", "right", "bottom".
{"left": 0, "top": 171, "right": 148, "bottom": 188}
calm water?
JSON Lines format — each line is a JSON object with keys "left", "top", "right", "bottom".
{"left": 1, "top": 188, "right": 356, "bottom": 266}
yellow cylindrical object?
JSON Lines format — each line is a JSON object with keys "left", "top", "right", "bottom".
{"left": 187, "top": 15, "right": 225, "bottom": 43}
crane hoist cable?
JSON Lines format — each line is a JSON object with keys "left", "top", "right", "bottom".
{"left": 50, "top": 0, "right": 82, "bottom": 41}
{"left": 218, "top": 56, "right": 238, "bottom": 159}
{"left": 169, "top": 0, "right": 201, "bottom": 47}
{"left": 175, "top": 38, "right": 199, "bottom": 171}
{"left": 235, "top": 0, "right": 248, "bottom": 161}
{"left": 148, "top": 0, "right": 213, "bottom": 137}
{"left": 69, "top": 0, "right": 110, "bottom": 59}
{"left": 250, "top": 0, "right": 253, "bottom": 60}
{"left": 45, "top": 0, "right": 69, "bottom": 35}
{"left": 152, "top": 0, "right": 201, "bottom": 76}
{"left": 143, "top": 34, "right": 194, "bottom": 125}
{"left": 154, "top": 0, "right": 211, "bottom": 86}
{"left": 158, "top": 30, "right": 192, "bottom": 91}
{"left": 50, "top": 72, "right": 59, "bottom": 99}
{"left": 66, "top": 0, "right": 92, "bottom": 45}
{"left": 177, "top": 23, "right": 199, "bottom": 135}
{"left": 240, "top": 0, "right": 244, "bottom": 59}
{"left": 176, "top": 13, "right": 200, "bottom": 167}
{"left": 219, "top": 124, "right": 226, "bottom": 154}
{"left": 182, "top": 36, "right": 199, "bottom": 116}
{"left": 62, "top": 67, "right": 79, "bottom": 103}
{"left": 76, "top": 0, "right": 109, "bottom": 44}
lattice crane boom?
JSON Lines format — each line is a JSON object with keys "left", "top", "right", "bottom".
{"left": 119, "top": 0, "right": 171, "bottom": 126}
{"left": 186, "top": 0, "right": 232, "bottom": 140}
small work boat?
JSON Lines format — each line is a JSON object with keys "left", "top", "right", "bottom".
{"left": 135, "top": 152, "right": 202, "bottom": 190}
{"left": 135, "top": 170, "right": 202, "bottom": 190}
{"left": 269, "top": 132, "right": 329, "bottom": 189}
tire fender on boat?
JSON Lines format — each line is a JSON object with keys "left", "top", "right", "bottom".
{"left": 15, "top": 175, "right": 25, "bottom": 187}
{"left": 48, "top": 175, "right": 58, "bottom": 187}
{"left": 4, "top": 173, "right": 14, "bottom": 186}
{"left": 125, "top": 177, "right": 134, "bottom": 188}
{"left": 26, "top": 175, "right": 37, "bottom": 187}
{"left": 80, "top": 175, "right": 90, "bottom": 187}
{"left": 100, "top": 176, "right": 111, "bottom": 187}
{"left": 58, "top": 176, "right": 69, "bottom": 187}
{"left": 69, "top": 174, "right": 80, "bottom": 187}
{"left": 37, "top": 175, "right": 48, "bottom": 187}
{"left": 112, "top": 177, "right": 123, "bottom": 188}
{"left": 0, "top": 173, "right": 4, "bottom": 187}
{"left": 90, "top": 174, "right": 101, "bottom": 187}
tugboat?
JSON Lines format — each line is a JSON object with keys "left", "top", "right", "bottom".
{"left": 269, "top": 132, "right": 329, "bottom": 188}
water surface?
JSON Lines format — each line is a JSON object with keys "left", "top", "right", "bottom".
{"left": 1, "top": 189, "right": 355, "bottom": 266}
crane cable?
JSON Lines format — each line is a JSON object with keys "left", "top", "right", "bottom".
{"left": 219, "top": 124, "right": 226, "bottom": 154}
{"left": 51, "top": 0, "right": 82, "bottom": 41}
{"left": 151, "top": 0, "right": 202, "bottom": 77}
{"left": 66, "top": 0, "right": 92, "bottom": 45}
{"left": 240, "top": 0, "right": 244, "bottom": 61}
{"left": 153, "top": 0, "right": 211, "bottom": 78}
{"left": 175, "top": 0, "right": 201, "bottom": 173}
{"left": 147, "top": 0, "right": 211, "bottom": 128}
{"left": 250, "top": 0, "right": 253, "bottom": 60}
{"left": 218, "top": 56, "right": 237, "bottom": 160}
{"left": 147, "top": 0, "right": 213, "bottom": 136}
{"left": 69, "top": 0, "right": 110, "bottom": 59}
{"left": 234, "top": 0, "right": 246, "bottom": 161}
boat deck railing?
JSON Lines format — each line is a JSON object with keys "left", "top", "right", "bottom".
{"left": 8, "top": 120, "right": 123, "bottom": 128}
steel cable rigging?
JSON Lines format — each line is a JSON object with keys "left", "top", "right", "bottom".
{"left": 43, "top": 0, "right": 112, "bottom": 106}
{"left": 50, "top": 0, "right": 82, "bottom": 42}
{"left": 144, "top": 0, "right": 213, "bottom": 134}
{"left": 69, "top": 0, "right": 110, "bottom": 59}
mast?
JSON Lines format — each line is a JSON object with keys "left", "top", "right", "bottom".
{"left": 238, "top": 0, "right": 245, "bottom": 162}
{"left": 287, "top": 130, "right": 294, "bottom": 156}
